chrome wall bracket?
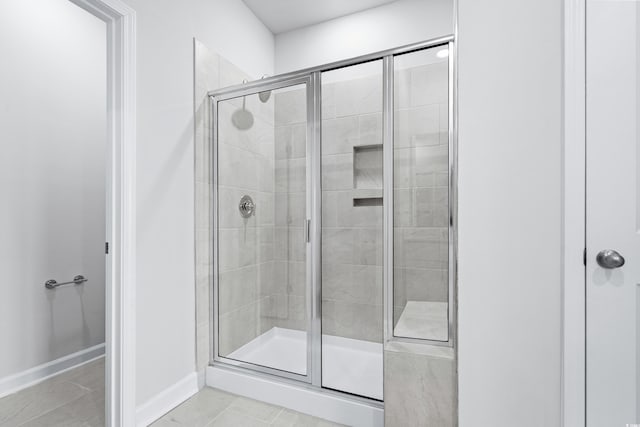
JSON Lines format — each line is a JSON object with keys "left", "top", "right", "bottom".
{"left": 45, "top": 275, "right": 88, "bottom": 289}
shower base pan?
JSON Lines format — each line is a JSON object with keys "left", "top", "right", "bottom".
{"left": 207, "top": 327, "right": 384, "bottom": 427}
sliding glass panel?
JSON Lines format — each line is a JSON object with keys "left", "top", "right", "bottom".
{"left": 320, "top": 60, "right": 384, "bottom": 400}
{"left": 393, "top": 46, "right": 450, "bottom": 341}
{"left": 216, "top": 83, "right": 309, "bottom": 376}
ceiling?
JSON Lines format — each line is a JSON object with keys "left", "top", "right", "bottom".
{"left": 242, "top": 0, "right": 399, "bottom": 34}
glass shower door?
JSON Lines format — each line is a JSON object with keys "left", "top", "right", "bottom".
{"left": 213, "top": 77, "right": 312, "bottom": 379}
{"left": 320, "top": 60, "right": 384, "bottom": 400}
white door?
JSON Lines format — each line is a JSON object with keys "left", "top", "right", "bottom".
{"left": 586, "top": 1, "right": 640, "bottom": 425}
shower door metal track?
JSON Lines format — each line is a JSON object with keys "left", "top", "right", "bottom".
{"left": 208, "top": 35, "right": 454, "bottom": 99}
{"left": 209, "top": 33, "right": 458, "bottom": 401}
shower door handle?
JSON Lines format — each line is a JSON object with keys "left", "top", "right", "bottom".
{"left": 304, "top": 219, "right": 311, "bottom": 243}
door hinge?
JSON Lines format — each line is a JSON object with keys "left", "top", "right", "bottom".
{"left": 583, "top": 248, "right": 586, "bottom": 266}
{"left": 105, "top": 242, "right": 109, "bottom": 255}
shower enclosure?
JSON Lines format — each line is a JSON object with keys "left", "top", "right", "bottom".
{"left": 209, "top": 36, "right": 455, "bottom": 411}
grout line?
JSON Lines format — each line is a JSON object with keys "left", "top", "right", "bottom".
{"left": 216, "top": 261, "right": 277, "bottom": 274}
{"left": 217, "top": 185, "right": 275, "bottom": 194}
{"left": 15, "top": 384, "right": 95, "bottom": 426}
{"left": 219, "top": 295, "right": 270, "bottom": 317}
{"left": 66, "top": 380, "right": 93, "bottom": 393}
{"left": 269, "top": 407, "right": 285, "bottom": 425}
{"left": 203, "top": 393, "right": 241, "bottom": 426}
{"left": 205, "top": 398, "right": 281, "bottom": 426}
{"left": 204, "top": 406, "right": 229, "bottom": 426}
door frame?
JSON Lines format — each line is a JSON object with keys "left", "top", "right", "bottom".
{"left": 67, "top": 0, "right": 137, "bottom": 425}
{"left": 563, "top": 0, "right": 586, "bottom": 425}
{"left": 209, "top": 74, "right": 317, "bottom": 385}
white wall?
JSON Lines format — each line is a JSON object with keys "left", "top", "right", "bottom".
{"left": 0, "top": 0, "right": 106, "bottom": 378}
{"left": 457, "top": 0, "right": 563, "bottom": 425}
{"left": 274, "top": 0, "right": 453, "bottom": 73}
{"left": 192, "top": 0, "right": 274, "bottom": 80}
{"left": 128, "top": 0, "right": 566, "bottom": 422}
{"left": 118, "top": 0, "right": 274, "bottom": 405}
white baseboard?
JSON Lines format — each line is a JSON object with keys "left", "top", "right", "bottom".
{"left": 0, "top": 343, "right": 105, "bottom": 399}
{"left": 136, "top": 372, "right": 198, "bottom": 427}
{"left": 197, "top": 368, "right": 206, "bottom": 389}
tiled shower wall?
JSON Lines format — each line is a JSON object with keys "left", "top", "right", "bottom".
{"left": 264, "top": 75, "right": 387, "bottom": 345}
{"left": 194, "top": 39, "right": 216, "bottom": 374}
{"left": 196, "top": 37, "right": 451, "bottom": 373}
{"left": 262, "top": 89, "right": 308, "bottom": 333}
{"left": 241, "top": 63, "right": 450, "bottom": 345}
{"left": 195, "top": 41, "right": 308, "bottom": 366}
{"left": 321, "top": 74, "right": 385, "bottom": 343}
{"left": 195, "top": 40, "right": 278, "bottom": 371}
{"left": 393, "top": 61, "right": 450, "bottom": 324}
{"left": 385, "top": 58, "right": 455, "bottom": 426}
{"left": 216, "top": 92, "right": 276, "bottom": 356}
{"left": 267, "top": 74, "right": 386, "bottom": 344}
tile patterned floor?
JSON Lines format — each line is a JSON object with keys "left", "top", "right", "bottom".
{"left": 0, "top": 360, "right": 344, "bottom": 427}
{"left": 0, "top": 357, "right": 105, "bottom": 427}
{"left": 151, "top": 387, "right": 346, "bottom": 427}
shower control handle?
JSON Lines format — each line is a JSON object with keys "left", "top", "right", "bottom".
{"left": 238, "top": 195, "right": 255, "bottom": 218}
{"left": 596, "top": 249, "right": 625, "bottom": 269}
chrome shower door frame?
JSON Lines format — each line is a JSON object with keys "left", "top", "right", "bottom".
{"left": 210, "top": 74, "right": 317, "bottom": 384}
{"left": 383, "top": 40, "right": 458, "bottom": 348}
{"left": 209, "top": 34, "right": 458, "bottom": 393}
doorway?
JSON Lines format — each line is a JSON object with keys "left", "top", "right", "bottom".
{"left": 0, "top": 0, "right": 107, "bottom": 423}
{"left": 585, "top": 0, "right": 640, "bottom": 425}
{"left": 0, "top": 0, "right": 136, "bottom": 425}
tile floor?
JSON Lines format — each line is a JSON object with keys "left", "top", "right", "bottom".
{"left": 151, "top": 387, "right": 345, "bottom": 427}
{"left": 0, "top": 357, "right": 105, "bottom": 427}
{"left": 0, "top": 358, "right": 344, "bottom": 426}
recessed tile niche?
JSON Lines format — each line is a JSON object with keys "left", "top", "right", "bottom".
{"left": 353, "top": 144, "right": 383, "bottom": 206}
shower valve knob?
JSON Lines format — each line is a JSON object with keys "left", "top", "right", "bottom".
{"left": 238, "top": 195, "right": 255, "bottom": 218}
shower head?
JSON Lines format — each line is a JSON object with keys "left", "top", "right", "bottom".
{"left": 258, "top": 91, "right": 271, "bottom": 103}
{"left": 258, "top": 75, "right": 271, "bottom": 103}
{"left": 231, "top": 96, "right": 254, "bottom": 130}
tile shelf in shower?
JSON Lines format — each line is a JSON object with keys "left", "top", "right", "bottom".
{"left": 353, "top": 144, "right": 383, "bottom": 207}
{"left": 353, "top": 144, "right": 383, "bottom": 188}
{"left": 352, "top": 189, "right": 383, "bottom": 207}
{"left": 353, "top": 197, "right": 383, "bottom": 207}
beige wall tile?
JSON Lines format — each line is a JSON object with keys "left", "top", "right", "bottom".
{"left": 275, "top": 158, "right": 306, "bottom": 193}
{"left": 395, "top": 227, "right": 448, "bottom": 270}
{"left": 358, "top": 112, "right": 383, "bottom": 146}
{"left": 218, "top": 301, "right": 259, "bottom": 356}
{"left": 322, "top": 264, "right": 383, "bottom": 306}
{"left": 334, "top": 75, "right": 383, "bottom": 117}
{"left": 410, "top": 62, "right": 448, "bottom": 107}
{"left": 321, "top": 154, "right": 352, "bottom": 191}
{"left": 394, "top": 268, "right": 448, "bottom": 304}
{"left": 274, "top": 88, "right": 306, "bottom": 126}
{"left": 219, "top": 265, "right": 258, "bottom": 315}
{"left": 394, "top": 68, "right": 412, "bottom": 110}
{"left": 384, "top": 349, "right": 455, "bottom": 426}
{"left": 395, "top": 105, "right": 440, "bottom": 148}
{"left": 322, "top": 116, "right": 359, "bottom": 155}
{"left": 322, "top": 300, "right": 382, "bottom": 343}
{"left": 218, "top": 227, "right": 258, "bottom": 272}
{"left": 275, "top": 124, "right": 306, "bottom": 160}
